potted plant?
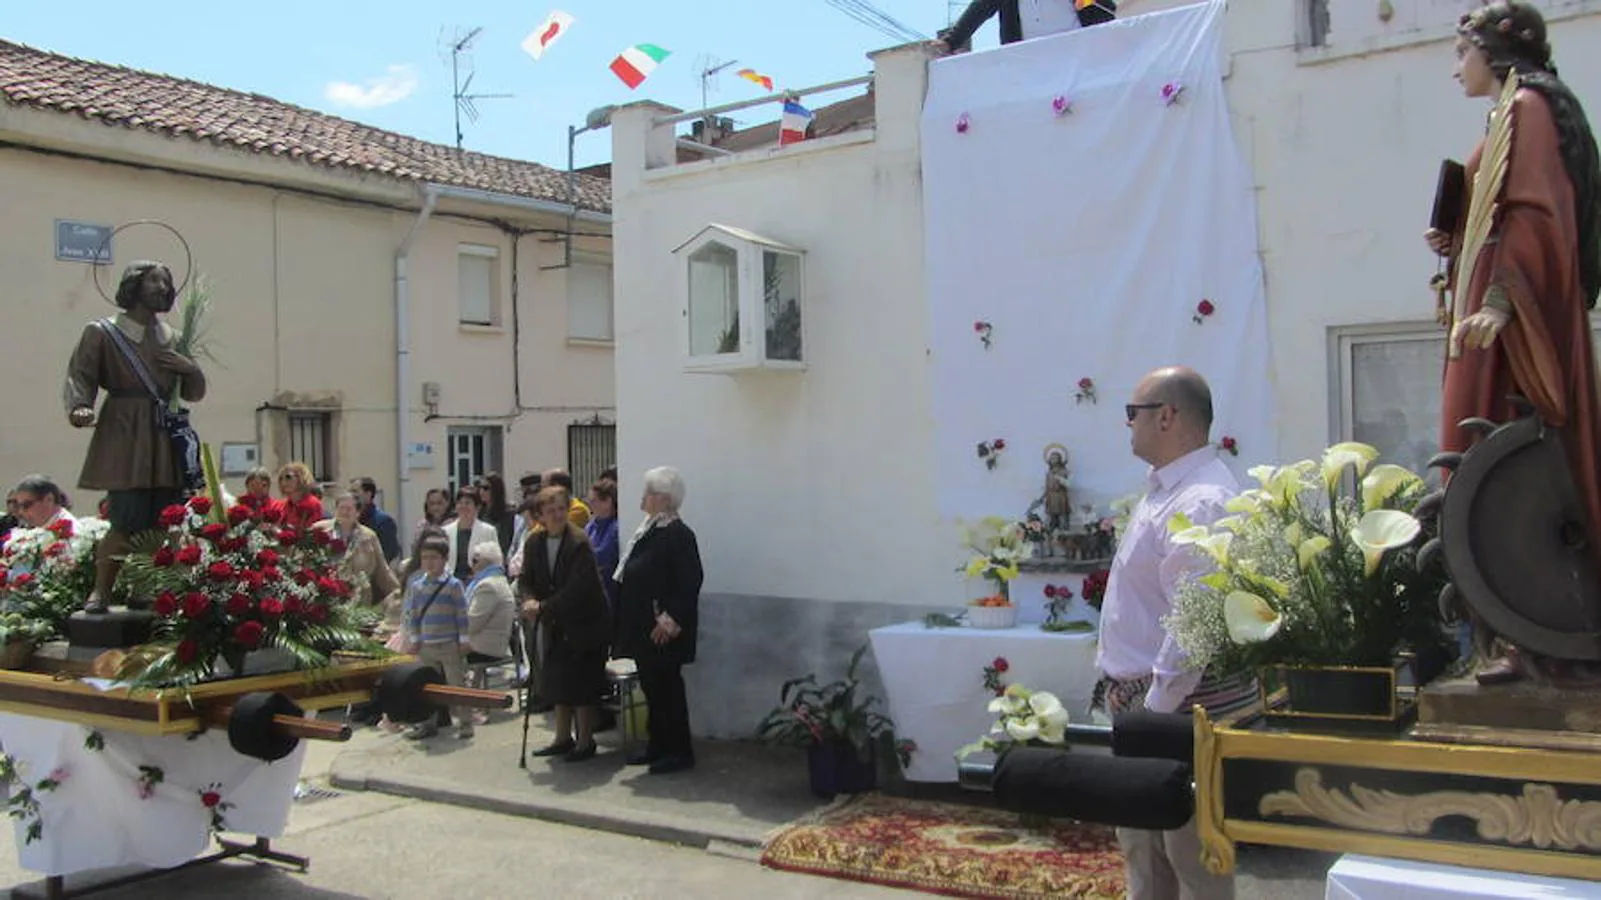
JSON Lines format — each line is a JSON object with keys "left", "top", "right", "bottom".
{"left": 1165, "top": 442, "right": 1452, "bottom": 726}
{"left": 960, "top": 517, "right": 1028, "bottom": 629}
{"left": 756, "top": 645, "right": 896, "bottom": 799}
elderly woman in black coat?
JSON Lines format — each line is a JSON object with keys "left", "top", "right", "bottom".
{"left": 614, "top": 466, "right": 704, "bottom": 775}
{"left": 518, "top": 486, "right": 612, "bottom": 762}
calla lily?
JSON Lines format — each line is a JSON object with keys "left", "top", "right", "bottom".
{"left": 1321, "top": 442, "right": 1380, "bottom": 490}
{"left": 1038, "top": 721, "right": 1067, "bottom": 744}
{"left": 1005, "top": 717, "right": 1042, "bottom": 742}
{"left": 1028, "top": 691, "right": 1071, "bottom": 728}
{"left": 996, "top": 563, "right": 1021, "bottom": 582}
{"left": 1168, "top": 511, "right": 1195, "bottom": 533}
{"left": 1351, "top": 509, "right": 1421, "bottom": 575}
{"left": 1195, "top": 532, "right": 1233, "bottom": 566}
{"left": 1171, "top": 525, "right": 1210, "bottom": 546}
{"left": 1223, "top": 591, "right": 1283, "bottom": 644}
{"left": 1247, "top": 464, "right": 1276, "bottom": 488}
{"left": 1214, "top": 515, "right": 1246, "bottom": 533}
{"left": 1298, "top": 536, "right": 1332, "bottom": 570}
{"left": 1361, "top": 464, "right": 1422, "bottom": 511}
{"left": 989, "top": 694, "right": 1024, "bottom": 715}
{"left": 1263, "top": 465, "right": 1312, "bottom": 508}
{"left": 1283, "top": 522, "right": 1302, "bottom": 546}
{"left": 965, "top": 558, "right": 987, "bottom": 577}
{"left": 1225, "top": 490, "right": 1268, "bottom": 515}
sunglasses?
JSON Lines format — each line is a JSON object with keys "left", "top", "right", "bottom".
{"left": 1125, "top": 402, "right": 1166, "bottom": 422}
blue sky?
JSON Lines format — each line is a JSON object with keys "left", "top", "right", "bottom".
{"left": 5, "top": 1, "right": 994, "bottom": 169}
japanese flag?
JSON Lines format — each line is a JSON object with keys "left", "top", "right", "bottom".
{"left": 521, "top": 10, "right": 575, "bottom": 61}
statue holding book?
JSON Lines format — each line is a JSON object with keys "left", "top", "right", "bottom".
{"left": 1423, "top": 1, "right": 1601, "bottom": 684}
{"left": 65, "top": 261, "right": 208, "bottom": 612}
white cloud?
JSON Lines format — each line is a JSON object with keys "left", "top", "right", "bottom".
{"left": 324, "top": 65, "right": 419, "bottom": 109}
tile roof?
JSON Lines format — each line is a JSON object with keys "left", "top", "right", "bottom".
{"left": 0, "top": 39, "right": 610, "bottom": 214}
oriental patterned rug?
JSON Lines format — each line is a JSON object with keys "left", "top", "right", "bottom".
{"left": 760, "top": 793, "right": 1125, "bottom": 899}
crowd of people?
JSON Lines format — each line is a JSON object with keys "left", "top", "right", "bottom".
{"left": 1, "top": 460, "right": 707, "bottom": 775}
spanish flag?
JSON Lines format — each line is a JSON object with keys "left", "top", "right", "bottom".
{"left": 737, "top": 68, "right": 775, "bottom": 92}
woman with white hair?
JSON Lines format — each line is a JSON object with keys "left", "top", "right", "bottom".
{"left": 464, "top": 541, "right": 516, "bottom": 723}
{"left": 613, "top": 466, "right": 704, "bottom": 775}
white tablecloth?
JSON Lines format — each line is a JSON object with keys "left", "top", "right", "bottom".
{"left": 0, "top": 713, "right": 306, "bottom": 876}
{"left": 869, "top": 620, "right": 1100, "bottom": 782}
{"left": 1325, "top": 854, "right": 1601, "bottom": 899}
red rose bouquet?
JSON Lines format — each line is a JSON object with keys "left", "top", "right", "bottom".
{"left": 0, "top": 517, "right": 109, "bottom": 646}
{"left": 1081, "top": 569, "right": 1111, "bottom": 612}
{"left": 118, "top": 494, "right": 386, "bottom": 689}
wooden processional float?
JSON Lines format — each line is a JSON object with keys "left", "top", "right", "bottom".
{"left": 0, "top": 656, "right": 512, "bottom": 762}
{"left": 955, "top": 411, "right": 1601, "bottom": 883}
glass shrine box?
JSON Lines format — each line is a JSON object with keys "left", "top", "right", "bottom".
{"left": 673, "top": 224, "right": 805, "bottom": 374}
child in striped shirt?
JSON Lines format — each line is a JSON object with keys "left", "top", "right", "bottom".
{"left": 402, "top": 535, "right": 473, "bottom": 739}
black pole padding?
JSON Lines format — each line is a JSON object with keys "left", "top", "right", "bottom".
{"left": 1110, "top": 710, "right": 1195, "bottom": 764}
{"left": 228, "top": 691, "right": 304, "bottom": 762}
{"left": 992, "top": 747, "right": 1194, "bottom": 831}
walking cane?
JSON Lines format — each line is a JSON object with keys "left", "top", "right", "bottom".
{"left": 517, "top": 611, "right": 538, "bottom": 768}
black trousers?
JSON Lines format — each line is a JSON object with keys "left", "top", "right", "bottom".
{"left": 638, "top": 662, "right": 693, "bottom": 761}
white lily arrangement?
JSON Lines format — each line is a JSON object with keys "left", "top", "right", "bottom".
{"left": 959, "top": 516, "right": 1031, "bottom": 597}
{"left": 957, "top": 683, "right": 1071, "bottom": 758}
{"left": 1164, "top": 442, "right": 1449, "bottom": 676}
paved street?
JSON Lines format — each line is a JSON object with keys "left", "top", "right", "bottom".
{"left": 3, "top": 798, "right": 906, "bottom": 900}
{"left": 0, "top": 716, "right": 1333, "bottom": 898}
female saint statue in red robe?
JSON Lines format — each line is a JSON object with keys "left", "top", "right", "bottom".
{"left": 1426, "top": 1, "right": 1601, "bottom": 681}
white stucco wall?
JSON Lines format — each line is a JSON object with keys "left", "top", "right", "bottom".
{"left": 610, "top": 45, "right": 944, "bottom": 605}
{"left": 611, "top": 0, "right": 1601, "bottom": 609}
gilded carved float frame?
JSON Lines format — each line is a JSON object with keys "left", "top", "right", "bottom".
{"left": 1193, "top": 707, "right": 1601, "bottom": 881}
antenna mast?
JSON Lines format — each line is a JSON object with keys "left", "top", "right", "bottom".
{"left": 694, "top": 56, "right": 740, "bottom": 134}
{"left": 448, "top": 26, "right": 514, "bottom": 150}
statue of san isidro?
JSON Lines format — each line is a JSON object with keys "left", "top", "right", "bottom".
{"left": 64, "top": 262, "right": 207, "bottom": 611}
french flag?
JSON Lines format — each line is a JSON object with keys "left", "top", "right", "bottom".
{"left": 779, "top": 99, "right": 814, "bottom": 146}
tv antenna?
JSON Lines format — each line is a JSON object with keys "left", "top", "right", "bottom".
{"left": 445, "top": 26, "right": 514, "bottom": 150}
{"left": 694, "top": 56, "right": 740, "bottom": 134}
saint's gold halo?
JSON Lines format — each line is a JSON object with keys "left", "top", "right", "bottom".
{"left": 90, "top": 219, "right": 195, "bottom": 306}
{"left": 1043, "top": 443, "right": 1069, "bottom": 464}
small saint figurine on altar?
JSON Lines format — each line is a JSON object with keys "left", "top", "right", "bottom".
{"left": 1041, "top": 444, "right": 1072, "bottom": 536}
{"left": 65, "top": 261, "right": 207, "bottom": 612}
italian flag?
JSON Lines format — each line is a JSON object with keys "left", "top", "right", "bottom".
{"left": 610, "top": 43, "right": 670, "bottom": 90}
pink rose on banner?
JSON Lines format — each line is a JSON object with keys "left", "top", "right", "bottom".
{"left": 1161, "top": 81, "right": 1185, "bottom": 105}
{"left": 956, "top": 112, "right": 970, "bottom": 133}
{"left": 1052, "top": 95, "right": 1073, "bottom": 116}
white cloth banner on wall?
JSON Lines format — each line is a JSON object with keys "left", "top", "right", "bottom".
{"left": 922, "top": 0, "right": 1278, "bottom": 523}
{"left": 0, "top": 713, "right": 305, "bottom": 876}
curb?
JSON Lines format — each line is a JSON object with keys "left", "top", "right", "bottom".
{"left": 329, "top": 760, "right": 768, "bottom": 851}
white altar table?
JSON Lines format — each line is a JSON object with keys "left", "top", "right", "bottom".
{"left": 0, "top": 712, "right": 306, "bottom": 877}
{"left": 869, "top": 620, "right": 1099, "bottom": 782}
{"left": 1325, "top": 854, "right": 1601, "bottom": 899}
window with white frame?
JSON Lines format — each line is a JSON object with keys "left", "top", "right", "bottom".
{"left": 445, "top": 426, "right": 503, "bottom": 496}
{"left": 567, "top": 256, "right": 614, "bottom": 341}
{"left": 457, "top": 243, "right": 499, "bottom": 326}
{"left": 1333, "top": 322, "right": 1601, "bottom": 479}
